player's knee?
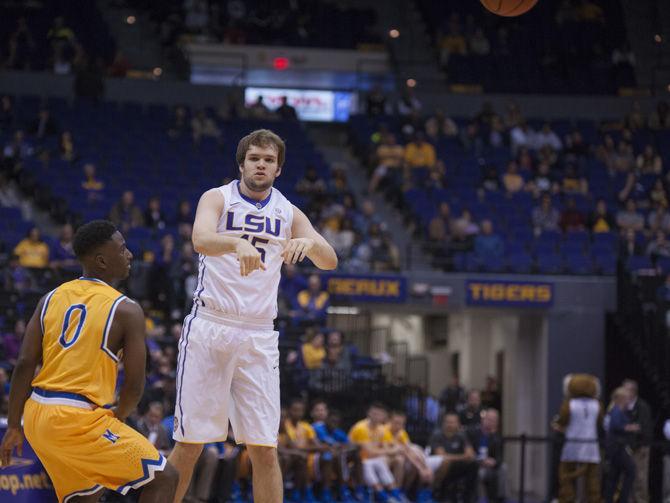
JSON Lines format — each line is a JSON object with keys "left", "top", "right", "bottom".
{"left": 248, "top": 445, "right": 278, "bottom": 471}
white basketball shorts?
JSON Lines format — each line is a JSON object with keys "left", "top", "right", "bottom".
{"left": 173, "top": 307, "right": 280, "bottom": 446}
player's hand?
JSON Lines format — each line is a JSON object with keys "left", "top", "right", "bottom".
{"left": 281, "top": 238, "right": 314, "bottom": 264}
{"left": 235, "top": 238, "right": 266, "bottom": 277}
{"left": 0, "top": 426, "right": 24, "bottom": 468}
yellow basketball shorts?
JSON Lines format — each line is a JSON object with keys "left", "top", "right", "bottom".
{"left": 24, "top": 392, "right": 166, "bottom": 502}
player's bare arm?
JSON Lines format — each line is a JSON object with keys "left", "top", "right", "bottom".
{"left": 1, "top": 295, "right": 46, "bottom": 467}
{"left": 114, "top": 299, "right": 148, "bottom": 421}
{"left": 192, "top": 188, "right": 266, "bottom": 276}
{"left": 283, "top": 205, "right": 338, "bottom": 270}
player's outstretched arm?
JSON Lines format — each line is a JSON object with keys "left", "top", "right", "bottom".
{"left": 114, "top": 299, "right": 147, "bottom": 422}
{"left": 1, "top": 295, "right": 46, "bottom": 466}
{"left": 192, "top": 188, "right": 265, "bottom": 276}
{"left": 283, "top": 205, "right": 338, "bottom": 270}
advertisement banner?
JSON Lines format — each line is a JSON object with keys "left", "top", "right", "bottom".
{"left": 0, "top": 426, "right": 57, "bottom": 502}
{"left": 322, "top": 273, "right": 407, "bottom": 303}
{"left": 465, "top": 279, "right": 554, "bottom": 307}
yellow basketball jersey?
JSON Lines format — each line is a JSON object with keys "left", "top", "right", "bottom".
{"left": 31, "top": 277, "right": 127, "bottom": 408}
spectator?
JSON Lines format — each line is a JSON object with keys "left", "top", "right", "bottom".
{"left": 616, "top": 199, "right": 645, "bottom": 234}
{"left": 13, "top": 227, "right": 49, "bottom": 269}
{"left": 649, "top": 101, "right": 670, "bottom": 130}
{"left": 3, "top": 130, "right": 33, "bottom": 160}
{"left": 459, "top": 390, "right": 483, "bottom": 428}
{"left": 622, "top": 379, "right": 653, "bottom": 503}
{"left": 469, "top": 28, "right": 490, "bottom": 56}
{"left": 168, "top": 106, "right": 189, "bottom": 138}
{"left": 1, "top": 319, "right": 25, "bottom": 367}
{"left": 324, "top": 330, "right": 351, "bottom": 371}
{"left": 369, "top": 133, "right": 405, "bottom": 194}
{"left": 619, "top": 229, "right": 644, "bottom": 259}
{"left": 191, "top": 109, "right": 221, "bottom": 144}
{"left": 604, "top": 387, "right": 636, "bottom": 503}
{"left": 248, "top": 96, "right": 270, "bottom": 119}
{"left": 281, "top": 398, "right": 321, "bottom": 502}
{"left": 175, "top": 199, "right": 193, "bottom": 226}
{"left": 474, "top": 220, "right": 504, "bottom": 261}
{"left": 650, "top": 179, "right": 668, "bottom": 208}
{"left": 3, "top": 254, "right": 33, "bottom": 294}
{"left": 532, "top": 194, "right": 561, "bottom": 235}
{"left": 562, "top": 164, "right": 588, "bottom": 195}
{"left": 81, "top": 163, "right": 104, "bottom": 202}
{"left": 50, "top": 223, "right": 78, "bottom": 272}
{"left": 560, "top": 198, "right": 586, "bottom": 232}
{"left": 397, "top": 88, "right": 422, "bottom": 117}
{"left": 428, "top": 413, "right": 478, "bottom": 502}
{"left": 636, "top": 144, "right": 663, "bottom": 175}
{"left": 510, "top": 121, "right": 533, "bottom": 154}
{"left": 663, "top": 419, "right": 670, "bottom": 502}
{"left": 292, "top": 274, "right": 330, "bottom": 326}
{"left": 109, "top": 190, "right": 144, "bottom": 231}
{"left": 279, "top": 263, "right": 308, "bottom": 306}
{"left": 526, "top": 161, "right": 558, "bottom": 197}
{"left": 135, "top": 402, "right": 172, "bottom": 455}
{"left": 481, "top": 376, "right": 502, "bottom": 412}
{"left": 6, "top": 17, "right": 35, "bottom": 70}
{"left": 467, "top": 409, "right": 505, "bottom": 503}
{"left": 439, "top": 376, "right": 466, "bottom": 413}
{"left": 349, "top": 403, "right": 405, "bottom": 502}
{"left": 29, "top": 108, "right": 59, "bottom": 139}
{"left": 47, "top": 16, "right": 76, "bottom": 54}
{"left": 648, "top": 202, "right": 670, "bottom": 234}
{"left": 564, "top": 131, "right": 590, "bottom": 160}
{"left": 404, "top": 132, "right": 436, "bottom": 171}
{"left": 301, "top": 329, "right": 326, "bottom": 370}
{"left": 145, "top": 196, "right": 167, "bottom": 230}
{"left": 0, "top": 96, "right": 14, "bottom": 132}
{"left": 425, "top": 110, "right": 459, "bottom": 141}
{"left": 323, "top": 218, "right": 355, "bottom": 260}
{"left": 312, "top": 408, "right": 358, "bottom": 502}
{"left": 59, "top": 131, "right": 78, "bottom": 162}
{"left": 645, "top": 231, "right": 670, "bottom": 259}
{"left": 295, "top": 165, "right": 327, "bottom": 195}
{"left": 366, "top": 86, "right": 387, "bottom": 116}
{"left": 588, "top": 199, "right": 616, "bottom": 233}
{"left": 108, "top": 50, "right": 130, "bottom": 78}
{"left": 612, "top": 141, "right": 635, "bottom": 173}
{"left": 479, "top": 165, "right": 501, "bottom": 193}
{"left": 428, "top": 202, "right": 452, "bottom": 244}
{"left": 0, "top": 173, "right": 19, "bottom": 207}
{"left": 386, "top": 411, "right": 433, "bottom": 497}
{"left": 533, "top": 123, "right": 563, "bottom": 151}
{"left": 502, "top": 161, "right": 524, "bottom": 194}
{"left": 276, "top": 96, "right": 298, "bottom": 120}
{"left": 438, "top": 15, "right": 467, "bottom": 66}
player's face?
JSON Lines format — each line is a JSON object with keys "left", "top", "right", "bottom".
{"left": 312, "top": 403, "right": 328, "bottom": 422}
{"left": 240, "top": 144, "right": 281, "bottom": 192}
{"left": 390, "top": 414, "right": 405, "bottom": 433}
{"left": 100, "top": 231, "right": 133, "bottom": 280}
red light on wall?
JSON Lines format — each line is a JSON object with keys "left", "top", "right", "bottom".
{"left": 273, "top": 57, "right": 290, "bottom": 70}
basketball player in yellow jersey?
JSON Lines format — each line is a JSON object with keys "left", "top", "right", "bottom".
{"left": 0, "top": 220, "right": 178, "bottom": 502}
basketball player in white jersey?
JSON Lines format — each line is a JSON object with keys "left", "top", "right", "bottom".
{"left": 168, "top": 129, "right": 337, "bottom": 503}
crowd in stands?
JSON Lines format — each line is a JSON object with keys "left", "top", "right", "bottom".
{"left": 129, "top": 0, "right": 382, "bottom": 50}
{"left": 1, "top": 2, "right": 114, "bottom": 77}
{"left": 354, "top": 88, "right": 670, "bottom": 276}
{"left": 416, "top": 0, "right": 633, "bottom": 94}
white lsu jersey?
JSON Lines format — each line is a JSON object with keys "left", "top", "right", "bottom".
{"left": 193, "top": 181, "right": 294, "bottom": 323}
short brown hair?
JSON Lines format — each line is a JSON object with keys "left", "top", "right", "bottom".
{"left": 236, "top": 129, "right": 286, "bottom": 168}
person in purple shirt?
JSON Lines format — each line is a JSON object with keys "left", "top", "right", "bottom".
{"left": 605, "top": 387, "right": 637, "bottom": 503}
{"left": 50, "top": 223, "right": 78, "bottom": 273}
{"left": 1, "top": 319, "right": 25, "bottom": 367}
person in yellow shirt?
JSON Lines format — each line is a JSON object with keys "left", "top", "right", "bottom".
{"left": 349, "top": 403, "right": 406, "bottom": 501}
{"left": 1, "top": 219, "right": 178, "bottom": 501}
{"left": 14, "top": 227, "right": 49, "bottom": 268}
{"left": 280, "top": 398, "right": 324, "bottom": 502}
{"left": 301, "top": 330, "right": 326, "bottom": 369}
{"left": 386, "top": 411, "right": 433, "bottom": 499}
{"left": 404, "top": 132, "right": 436, "bottom": 171}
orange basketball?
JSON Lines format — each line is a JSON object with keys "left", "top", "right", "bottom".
{"left": 480, "top": 0, "right": 539, "bottom": 17}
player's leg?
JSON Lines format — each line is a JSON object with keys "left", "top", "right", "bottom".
{"left": 230, "top": 328, "right": 282, "bottom": 503}
{"left": 171, "top": 315, "right": 238, "bottom": 502}
{"left": 247, "top": 445, "right": 283, "bottom": 503}
{"left": 169, "top": 442, "right": 204, "bottom": 502}
{"left": 138, "top": 462, "right": 179, "bottom": 503}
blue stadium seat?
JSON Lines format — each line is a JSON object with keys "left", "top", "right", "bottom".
{"left": 536, "top": 253, "right": 563, "bottom": 274}
{"left": 626, "top": 255, "right": 653, "bottom": 272}
{"left": 507, "top": 252, "right": 533, "bottom": 274}
{"left": 564, "top": 254, "right": 595, "bottom": 275}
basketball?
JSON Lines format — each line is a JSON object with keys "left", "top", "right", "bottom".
{"left": 480, "top": 0, "right": 539, "bottom": 17}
